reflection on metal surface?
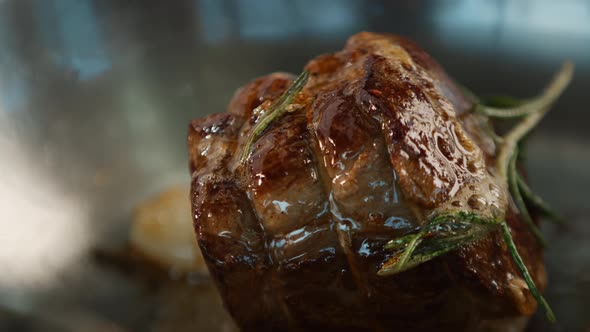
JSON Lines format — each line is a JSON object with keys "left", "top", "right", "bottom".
{"left": 197, "top": 0, "right": 363, "bottom": 42}
{"left": 0, "top": 114, "right": 90, "bottom": 290}
{"left": 0, "top": 74, "right": 27, "bottom": 112}
{"left": 35, "top": 0, "right": 111, "bottom": 80}
{"left": 0, "top": 8, "right": 28, "bottom": 112}
{"left": 433, "top": 0, "right": 590, "bottom": 63}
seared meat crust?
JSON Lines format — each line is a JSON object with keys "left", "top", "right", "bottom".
{"left": 188, "top": 32, "right": 544, "bottom": 331}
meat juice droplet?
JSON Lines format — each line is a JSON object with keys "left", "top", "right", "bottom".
{"left": 467, "top": 160, "right": 478, "bottom": 173}
{"left": 488, "top": 183, "right": 501, "bottom": 198}
{"left": 467, "top": 194, "right": 487, "bottom": 210}
{"left": 489, "top": 202, "right": 502, "bottom": 218}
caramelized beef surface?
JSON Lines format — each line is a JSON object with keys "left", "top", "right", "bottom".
{"left": 188, "top": 32, "right": 544, "bottom": 331}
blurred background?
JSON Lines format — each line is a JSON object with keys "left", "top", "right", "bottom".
{"left": 0, "top": 0, "right": 588, "bottom": 331}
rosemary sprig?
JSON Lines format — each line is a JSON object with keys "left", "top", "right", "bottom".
{"left": 379, "top": 212, "right": 494, "bottom": 275}
{"left": 501, "top": 222, "right": 556, "bottom": 322}
{"left": 486, "top": 62, "right": 572, "bottom": 238}
{"left": 380, "top": 230, "right": 424, "bottom": 275}
{"left": 508, "top": 149, "right": 547, "bottom": 246}
{"left": 484, "top": 62, "right": 570, "bottom": 321}
{"left": 493, "top": 60, "right": 572, "bottom": 247}
{"left": 516, "top": 173, "right": 566, "bottom": 225}
{"left": 496, "top": 61, "right": 574, "bottom": 181}
{"left": 239, "top": 71, "right": 310, "bottom": 164}
{"left": 461, "top": 87, "right": 523, "bottom": 112}
{"left": 482, "top": 85, "right": 568, "bottom": 225}
{"left": 476, "top": 62, "right": 572, "bottom": 118}
{"left": 476, "top": 99, "right": 535, "bottom": 118}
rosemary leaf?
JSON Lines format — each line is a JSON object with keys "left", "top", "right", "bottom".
{"left": 379, "top": 212, "right": 494, "bottom": 276}
{"left": 387, "top": 232, "right": 424, "bottom": 274}
{"left": 379, "top": 242, "right": 456, "bottom": 275}
{"left": 500, "top": 222, "right": 556, "bottom": 322}
{"left": 384, "top": 234, "right": 416, "bottom": 251}
{"left": 239, "top": 71, "right": 310, "bottom": 164}
{"left": 476, "top": 99, "right": 535, "bottom": 118}
{"left": 509, "top": 150, "right": 547, "bottom": 246}
{"left": 429, "top": 211, "right": 498, "bottom": 226}
{"left": 516, "top": 174, "right": 566, "bottom": 225}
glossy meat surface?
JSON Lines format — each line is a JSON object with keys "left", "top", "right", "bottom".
{"left": 188, "top": 32, "right": 544, "bottom": 331}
